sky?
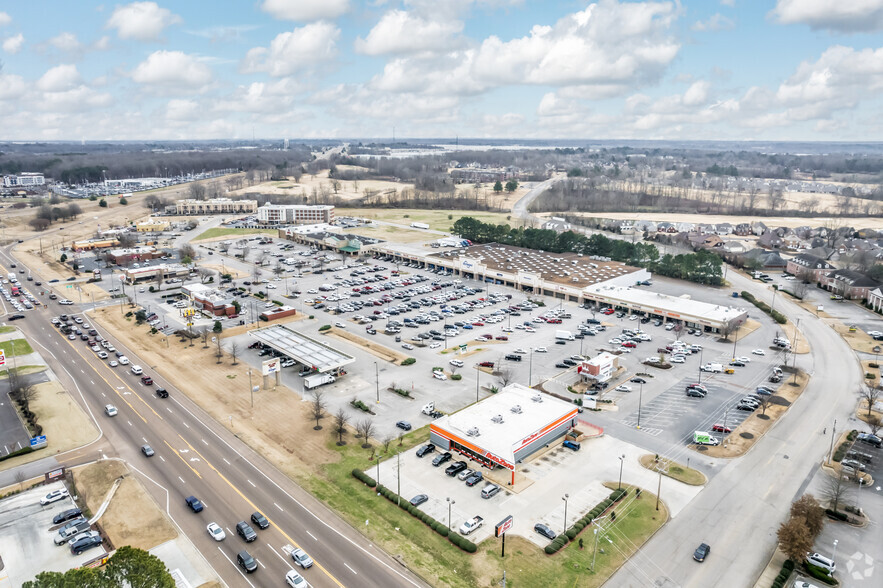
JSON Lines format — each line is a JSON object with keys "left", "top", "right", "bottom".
{"left": 1, "top": 0, "right": 883, "bottom": 142}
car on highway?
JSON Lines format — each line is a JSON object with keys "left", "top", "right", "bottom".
{"left": 104, "top": 404, "right": 118, "bottom": 417}
{"left": 236, "top": 521, "right": 257, "bottom": 542}
{"left": 238, "top": 550, "right": 258, "bottom": 573}
{"left": 185, "top": 496, "right": 204, "bottom": 513}
{"left": 285, "top": 569, "right": 308, "bottom": 586}
{"left": 40, "top": 489, "right": 69, "bottom": 505}
{"left": 534, "top": 523, "right": 556, "bottom": 540}
{"left": 432, "top": 452, "right": 452, "bottom": 467}
{"left": 416, "top": 444, "right": 435, "bottom": 458}
{"left": 396, "top": 420, "right": 412, "bottom": 431}
{"left": 693, "top": 542, "right": 710, "bottom": 562}
{"left": 108, "top": 360, "right": 118, "bottom": 367}
{"left": 155, "top": 387, "right": 169, "bottom": 398}
{"left": 141, "top": 444, "right": 155, "bottom": 457}
{"left": 119, "top": 356, "right": 130, "bottom": 365}
{"left": 291, "top": 547, "right": 314, "bottom": 569}
{"left": 251, "top": 511, "right": 270, "bottom": 529}
{"left": 140, "top": 375, "right": 153, "bottom": 385}
{"left": 207, "top": 522, "right": 226, "bottom": 541}
{"left": 410, "top": 494, "right": 429, "bottom": 507}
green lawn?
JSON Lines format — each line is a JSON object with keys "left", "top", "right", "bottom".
{"left": 0, "top": 365, "right": 46, "bottom": 379}
{"left": 192, "top": 227, "right": 279, "bottom": 241}
{"left": 0, "top": 338, "right": 33, "bottom": 357}
{"left": 298, "top": 427, "right": 668, "bottom": 588}
{"left": 0, "top": 326, "right": 16, "bottom": 334}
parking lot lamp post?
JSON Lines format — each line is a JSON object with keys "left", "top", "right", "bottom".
{"left": 475, "top": 366, "right": 480, "bottom": 402}
{"left": 528, "top": 348, "right": 533, "bottom": 388}
{"left": 655, "top": 465, "right": 662, "bottom": 511}
{"left": 637, "top": 382, "right": 643, "bottom": 429}
{"left": 832, "top": 539, "right": 839, "bottom": 563}
{"left": 376, "top": 455, "right": 381, "bottom": 489}
{"left": 697, "top": 348, "right": 704, "bottom": 384}
{"left": 827, "top": 418, "right": 837, "bottom": 463}
{"left": 375, "top": 362, "right": 379, "bottom": 404}
{"left": 618, "top": 455, "right": 625, "bottom": 489}
{"left": 446, "top": 498, "right": 455, "bottom": 530}
{"left": 562, "top": 494, "right": 569, "bottom": 533}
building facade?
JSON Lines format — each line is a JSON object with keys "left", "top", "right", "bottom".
{"left": 184, "top": 284, "right": 236, "bottom": 316}
{"left": 257, "top": 204, "right": 335, "bottom": 225}
{"left": 822, "top": 269, "right": 878, "bottom": 301}
{"left": 175, "top": 198, "right": 258, "bottom": 215}
{"left": 786, "top": 253, "right": 835, "bottom": 282}
{"left": 3, "top": 173, "right": 45, "bottom": 187}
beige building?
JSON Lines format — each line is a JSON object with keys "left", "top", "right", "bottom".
{"left": 175, "top": 198, "right": 257, "bottom": 215}
{"left": 257, "top": 203, "right": 334, "bottom": 225}
{"left": 136, "top": 219, "right": 171, "bottom": 232}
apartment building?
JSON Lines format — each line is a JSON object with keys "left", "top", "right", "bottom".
{"left": 175, "top": 198, "right": 258, "bottom": 215}
{"left": 257, "top": 203, "right": 334, "bottom": 225}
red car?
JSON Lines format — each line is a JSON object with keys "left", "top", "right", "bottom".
{"left": 712, "top": 424, "right": 732, "bottom": 433}
{"left": 472, "top": 322, "right": 484, "bottom": 326}
{"left": 602, "top": 308, "right": 615, "bottom": 315}
{"left": 622, "top": 341, "right": 637, "bottom": 348}
{"left": 479, "top": 361, "right": 495, "bottom": 368}
{"left": 140, "top": 375, "right": 154, "bottom": 386}
{"left": 495, "top": 336, "right": 508, "bottom": 341}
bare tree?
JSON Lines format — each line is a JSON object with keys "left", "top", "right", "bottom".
{"left": 497, "top": 368, "right": 513, "bottom": 388}
{"left": 861, "top": 385, "right": 881, "bottom": 419}
{"left": 14, "top": 470, "right": 25, "bottom": 491}
{"left": 198, "top": 267, "right": 214, "bottom": 283}
{"left": 227, "top": 341, "right": 242, "bottom": 365}
{"left": 189, "top": 182, "right": 207, "bottom": 200}
{"left": 310, "top": 391, "right": 326, "bottom": 430}
{"left": 382, "top": 434, "right": 393, "bottom": 454}
{"left": 867, "top": 415, "right": 882, "bottom": 436}
{"left": 215, "top": 335, "right": 223, "bottom": 364}
{"left": 333, "top": 408, "right": 350, "bottom": 446}
{"left": 8, "top": 369, "right": 37, "bottom": 412}
{"left": 179, "top": 243, "right": 196, "bottom": 264}
{"left": 793, "top": 281, "right": 809, "bottom": 299}
{"left": 200, "top": 328, "right": 209, "bottom": 348}
{"left": 820, "top": 472, "right": 852, "bottom": 513}
{"left": 356, "top": 418, "right": 375, "bottom": 449}
{"left": 757, "top": 393, "right": 774, "bottom": 417}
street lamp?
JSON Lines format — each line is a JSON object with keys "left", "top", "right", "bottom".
{"left": 636, "top": 381, "right": 643, "bottom": 429}
{"left": 374, "top": 361, "right": 379, "bottom": 404}
{"left": 832, "top": 539, "right": 839, "bottom": 563}
{"left": 697, "top": 347, "right": 704, "bottom": 384}
{"left": 446, "top": 497, "right": 455, "bottom": 530}
{"left": 475, "top": 366, "right": 480, "bottom": 402}
{"left": 528, "top": 348, "right": 533, "bottom": 388}
{"left": 562, "top": 494, "right": 569, "bottom": 533}
{"left": 618, "top": 454, "right": 626, "bottom": 489}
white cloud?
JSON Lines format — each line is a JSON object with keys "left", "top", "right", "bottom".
{"left": 683, "top": 80, "right": 710, "bottom": 105}
{"left": 37, "top": 64, "right": 82, "bottom": 92}
{"left": 720, "top": 0, "right": 736, "bottom": 6}
{"left": 185, "top": 25, "right": 259, "bottom": 44}
{"left": 37, "top": 86, "right": 113, "bottom": 113}
{"left": 3, "top": 33, "right": 24, "bottom": 54}
{"left": 0, "top": 74, "right": 26, "bottom": 100}
{"left": 93, "top": 36, "right": 111, "bottom": 51}
{"left": 106, "top": 2, "right": 181, "bottom": 41}
{"left": 49, "top": 32, "right": 82, "bottom": 52}
{"left": 692, "top": 13, "right": 734, "bottom": 31}
{"left": 131, "top": 50, "right": 213, "bottom": 92}
{"left": 0, "top": 12, "right": 10, "bottom": 26}
{"left": 165, "top": 99, "right": 200, "bottom": 121}
{"left": 771, "top": 0, "right": 883, "bottom": 33}
{"left": 214, "top": 79, "right": 302, "bottom": 114}
{"left": 241, "top": 22, "right": 339, "bottom": 77}
{"left": 260, "top": 0, "right": 349, "bottom": 21}
{"left": 355, "top": 10, "right": 464, "bottom": 55}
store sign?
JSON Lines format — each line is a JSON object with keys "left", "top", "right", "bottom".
{"left": 262, "top": 358, "right": 280, "bottom": 375}
{"left": 495, "top": 515, "right": 514, "bottom": 537}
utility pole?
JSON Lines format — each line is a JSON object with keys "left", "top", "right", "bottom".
{"left": 791, "top": 318, "right": 801, "bottom": 383}
{"left": 637, "top": 381, "right": 643, "bottom": 429}
{"left": 827, "top": 418, "right": 837, "bottom": 464}
{"left": 375, "top": 361, "right": 379, "bottom": 403}
{"left": 656, "top": 465, "right": 662, "bottom": 511}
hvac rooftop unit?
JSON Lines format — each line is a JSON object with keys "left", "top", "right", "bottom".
{"left": 532, "top": 394, "right": 543, "bottom": 403}
{"left": 510, "top": 405, "right": 522, "bottom": 414}
{"left": 467, "top": 427, "right": 481, "bottom": 437}
{"left": 491, "top": 414, "right": 504, "bottom": 424}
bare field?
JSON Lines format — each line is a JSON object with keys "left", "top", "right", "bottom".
{"left": 73, "top": 460, "right": 177, "bottom": 551}
{"left": 338, "top": 208, "right": 518, "bottom": 232}
{"left": 556, "top": 211, "right": 883, "bottom": 230}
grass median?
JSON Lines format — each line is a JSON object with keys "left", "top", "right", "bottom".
{"left": 639, "top": 455, "right": 706, "bottom": 486}
{"left": 0, "top": 338, "right": 34, "bottom": 357}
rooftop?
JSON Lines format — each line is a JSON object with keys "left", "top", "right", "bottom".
{"left": 428, "top": 243, "right": 642, "bottom": 287}
{"left": 432, "top": 384, "right": 576, "bottom": 466}
{"left": 584, "top": 284, "right": 747, "bottom": 324}
{"left": 248, "top": 324, "right": 355, "bottom": 373}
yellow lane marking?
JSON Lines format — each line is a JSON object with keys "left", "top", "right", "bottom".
{"left": 162, "top": 439, "right": 203, "bottom": 479}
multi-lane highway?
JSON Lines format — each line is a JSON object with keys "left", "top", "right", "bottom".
{"left": 0, "top": 246, "right": 428, "bottom": 588}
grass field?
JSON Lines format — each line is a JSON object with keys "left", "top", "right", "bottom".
{"left": 192, "top": 227, "right": 278, "bottom": 241}
{"left": 298, "top": 432, "right": 667, "bottom": 588}
{"left": 0, "top": 338, "right": 33, "bottom": 357}
{"left": 639, "top": 455, "right": 706, "bottom": 486}
{"left": 0, "top": 326, "right": 15, "bottom": 334}
{"left": 338, "top": 208, "right": 521, "bottom": 233}
{"left": 0, "top": 365, "right": 47, "bottom": 379}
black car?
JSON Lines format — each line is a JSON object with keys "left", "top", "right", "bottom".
{"left": 465, "top": 472, "right": 484, "bottom": 486}
{"left": 857, "top": 433, "right": 882, "bottom": 448}
{"left": 445, "top": 461, "right": 468, "bottom": 476}
{"left": 185, "top": 496, "right": 204, "bottom": 513}
{"left": 555, "top": 340, "right": 566, "bottom": 345}
{"left": 8, "top": 314, "right": 25, "bottom": 321}
{"left": 562, "top": 359, "right": 577, "bottom": 367}
{"left": 409, "top": 494, "right": 429, "bottom": 507}
{"left": 236, "top": 521, "right": 257, "bottom": 542}
{"left": 693, "top": 542, "right": 710, "bottom": 562}
{"left": 586, "top": 318, "right": 601, "bottom": 325}
{"left": 534, "top": 523, "right": 556, "bottom": 540}
{"left": 70, "top": 533, "right": 102, "bottom": 555}
{"left": 555, "top": 362, "right": 570, "bottom": 368}
{"left": 53, "top": 507, "right": 82, "bottom": 524}
{"left": 155, "top": 387, "right": 169, "bottom": 398}
{"left": 735, "top": 403, "right": 756, "bottom": 411}
{"left": 396, "top": 420, "right": 412, "bottom": 431}
{"left": 251, "top": 511, "right": 270, "bottom": 529}
{"left": 729, "top": 360, "right": 746, "bottom": 367}
{"left": 237, "top": 550, "right": 258, "bottom": 573}
{"left": 416, "top": 444, "right": 436, "bottom": 458}
{"left": 432, "top": 452, "right": 452, "bottom": 466}
{"left": 630, "top": 377, "right": 647, "bottom": 384}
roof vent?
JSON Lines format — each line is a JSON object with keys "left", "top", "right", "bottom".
{"left": 532, "top": 394, "right": 543, "bottom": 403}
{"left": 510, "top": 405, "right": 522, "bottom": 414}
{"left": 491, "top": 414, "right": 504, "bottom": 424}
{"left": 467, "top": 427, "right": 480, "bottom": 437}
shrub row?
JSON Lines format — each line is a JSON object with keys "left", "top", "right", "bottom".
{"left": 825, "top": 509, "right": 847, "bottom": 521}
{"left": 804, "top": 562, "right": 837, "bottom": 585}
{"left": 392, "top": 388, "right": 411, "bottom": 398}
{"left": 451, "top": 374, "right": 462, "bottom": 381}
{"left": 319, "top": 325, "right": 331, "bottom": 331}
{"left": 0, "top": 445, "right": 34, "bottom": 463}
{"left": 372, "top": 484, "right": 476, "bottom": 552}
{"left": 771, "top": 559, "right": 794, "bottom": 588}
{"left": 847, "top": 429, "right": 858, "bottom": 441}
{"left": 740, "top": 291, "right": 788, "bottom": 324}
{"left": 350, "top": 399, "right": 372, "bottom": 413}
{"left": 401, "top": 358, "right": 416, "bottom": 365}
{"left": 547, "top": 489, "right": 629, "bottom": 554}
{"left": 832, "top": 442, "right": 850, "bottom": 462}
{"left": 351, "top": 469, "right": 376, "bottom": 487}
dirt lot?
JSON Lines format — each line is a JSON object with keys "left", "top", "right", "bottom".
{"left": 701, "top": 371, "right": 809, "bottom": 458}
{"left": 828, "top": 322, "right": 882, "bottom": 354}
{"left": 73, "top": 460, "right": 177, "bottom": 551}
{"left": 89, "top": 307, "right": 339, "bottom": 482}
{"left": 0, "top": 380, "right": 98, "bottom": 472}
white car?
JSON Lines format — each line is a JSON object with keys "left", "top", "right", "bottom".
{"left": 752, "top": 349, "right": 766, "bottom": 355}
{"left": 109, "top": 360, "right": 119, "bottom": 367}
{"left": 670, "top": 355, "right": 686, "bottom": 363}
{"left": 433, "top": 371, "right": 447, "bottom": 380}
{"left": 40, "top": 489, "right": 70, "bottom": 505}
{"left": 118, "top": 356, "right": 130, "bottom": 365}
{"left": 474, "top": 336, "right": 489, "bottom": 342}
{"left": 524, "top": 327, "right": 536, "bottom": 333}
{"left": 291, "top": 548, "right": 314, "bottom": 569}
{"left": 334, "top": 322, "right": 346, "bottom": 328}
{"left": 735, "top": 356, "right": 750, "bottom": 363}
{"left": 534, "top": 346, "right": 547, "bottom": 353}
{"left": 286, "top": 570, "right": 310, "bottom": 587}
{"left": 449, "top": 359, "right": 464, "bottom": 368}
{"left": 267, "top": 284, "right": 277, "bottom": 289}
{"left": 513, "top": 348, "right": 527, "bottom": 354}
{"left": 429, "top": 342, "right": 442, "bottom": 349}
{"left": 206, "top": 522, "right": 226, "bottom": 541}
{"left": 615, "top": 385, "right": 632, "bottom": 392}
{"left": 402, "top": 343, "right": 414, "bottom": 350}
{"left": 502, "top": 327, "right": 514, "bottom": 333}
{"left": 104, "top": 404, "right": 118, "bottom": 417}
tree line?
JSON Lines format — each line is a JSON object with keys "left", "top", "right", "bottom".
{"left": 451, "top": 217, "right": 723, "bottom": 285}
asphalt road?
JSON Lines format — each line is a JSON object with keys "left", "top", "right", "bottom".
{"left": 0, "top": 248, "right": 428, "bottom": 588}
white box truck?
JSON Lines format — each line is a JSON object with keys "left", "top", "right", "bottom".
{"left": 693, "top": 431, "right": 720, "bottom": 446}
{"left": 555, "top": 330, "right": 575, "bottom": 341}
{"left": 410, "top": 222, "right": 430, "bottom": 230}
{"left": 304, "top": 373, "right": 335, "bottom": 390}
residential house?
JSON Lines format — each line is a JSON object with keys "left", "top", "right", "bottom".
{"left": 868, "top": 288, "right": 883, "bottom": 313}
{"left": 822, "top": 269, "right": 878, "bottom": 301}
{"left": 696, "top": 223, "right": 715, "bottom": 235}
{"left": 722, "top": 240, "right": 748, "bottom": 254}
{"left": 685, "top": 232, "right": 724, "bottom": 249}
{"left": 782, "top": 233, "right": 802, "bottom": 251}
{"left": 634, "top": 220, "right": 657, "bottom": 233}
{"left": 676, "top": 222, "right": 695, "bottom": 233}
{"left": 740, "top": 248, "right": 787, "bottom": 270}
{"left": 751, "top": 221, "right": 768, "bottom": 236}
{"left": 715, "top": 223, "right": 734, "bottom": 236}
{"left": 734, "top": 223, "right": 752, "bottom": 236}
{"left": 758, "top": 230, "right": 783, "bottom": 249}
{"left": 786, "top": 253, "right": 835, "bottom": 282}
{"left": 657, "top": 222, "right": 677, "bottom": 233}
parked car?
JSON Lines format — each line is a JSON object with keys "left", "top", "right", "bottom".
{"left": 396, "top": 420, "right": 412, "bottom": 431}
{"left": 432, "top": 452, "right": 452, "bottom": 466}
{"left": 410, "top": 494, "right": 429, "bottom": 507}
{"left": 711, "top": 424, "right": 732, "bottom": 433}
{"left": 416, "top": 444, "right": 435, "bottom": 458}
{"left": 53, "top": 507, "right": 82, "bottom": 524}
{"left": 465, "top": 472, "right": 484, "bottom": 486}
{"left": 481, "top": 483, "right": 501, "bottom": 499}
{"left": 534, "top": 523, "right": 557, "bottom": 540}
{"left": 41, "top": 489, "right": 70, "bottom": 506}
{"left": 857, "top": 433, "right": 882, "bottom": 448}
{"left": 445, "top": 461, "right": 468, "bottom": 476}
{"left": 70, "top": 532, "right": 102, "bottom": 555}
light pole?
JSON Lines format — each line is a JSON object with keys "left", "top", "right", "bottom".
{"left": 827, "top": 418, "right": 837, "bottom": 463}
{"left": 528, "top": 348, "right": 533, "bottom": 388}
{"left": 636, "top": 381, "right": 643, "bottom": 429}
{"left": 698, "top": 347, "right": 704, "bottom": 384}
{"left": 618, "top": 454, "right": 626, "bottom": 489}
{"left": 475, "top": 366, "right": 480, "bottom": 402}
{"left": 374, "top": 361, "right": 379, "bottom": 404}
{"left": 446, "top": 497, "right": 455, "bottom": 530}
{"left": 832, "top": 539, "right": 839, "bottom": 563}
{"left": 562, "top": 494, "right": 569, "bottom": 533}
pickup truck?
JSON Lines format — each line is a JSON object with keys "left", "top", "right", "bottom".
{"left": 459, "top": 515, "right": 483, "bottom": 535}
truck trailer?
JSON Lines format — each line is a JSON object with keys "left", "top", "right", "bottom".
{"left": 304, "top": 373, "right": 336, "bottom": 390}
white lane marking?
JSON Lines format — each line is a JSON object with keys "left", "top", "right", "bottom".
{"left": 126, "top": 420, "right": 133, "bottom": 427}
{"left": 90, "top": 380, "right": 94, "bottom": 385}
{"left": 182, "top": 422, "right": 190, "bottom": 429}
{"left": 201, "top": 438, "right": 208, "bottom": 446}
{"left": 178, "top": 476, "right": 185, "bottom": 484}
{"left": 223, "top": 458, "right": 230, "bottom": 465}
{"left": 345, "top": 563, "right": 357, "bottom": 574}
{"left": 270, "top": 546, "right": 293, "bottom": 568}
{"left": 167, "top": 407, "right": 172, "bottom": 413}
{"left": 306, "top": 530, "right": 317, "bottom": 541}
{"left": 159, "top": 456, "right": 166, "bottom": 462}
{"left": 217, "top": 547, "right": 256, "bottom": 587}
{"left": 80, "top": 369, "right": 84, "bottom": 373}
{"left": 143, "top": 437, "right": 148, "bottom": 443}
{"left": 247, "top": 479, "right": 256, "bottom": 488}
{"left": 256, "top": 558, "right": 265, "bottom": 569}
{"left": 101, "top": 392, "right": 106, "bottom": 397}
{"left": 274, "top": 502, "right": 284, "bottom": 512}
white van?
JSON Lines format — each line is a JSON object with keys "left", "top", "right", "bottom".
{"left": 130, "top": 365, "right": 143, "bottom": 375}
{"left": 118, "top": 356, "right": 130, "bottom": 365}
{"left": 806, "top": 552, "right": 835, "bottom": 574}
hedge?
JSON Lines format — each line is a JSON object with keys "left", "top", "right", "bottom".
{"left": 0, "top": 445, "right": 34, "bottom": 463}
{"left": 351, "top": 469, "right": 376, "bottom": 487}
{"left": 825, "top": 509, "right": 848, "bottom": 521}
{"left": 609, "top": 488, "right": 628, "bottom": 502}
{"left": 740, "top": 291, "right": 787, "bottom": 324}
{"left": 847, "top": 430, "right": 858, "bottom": 441}
{"left": 401, "top": 358, "right": 416, "bottom": 365}
{"left": 804, "top": 563, "right": 837, "bottom": 585}
{"left": 319, "top": 325, "right": 331, "bottom": 331}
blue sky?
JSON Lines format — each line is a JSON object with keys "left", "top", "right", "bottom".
{"left": 1, "top": 0, "right": 883, "bottom": 141}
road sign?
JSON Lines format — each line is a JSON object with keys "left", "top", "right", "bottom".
{"left": 495, "top": 515, "right": 513, "bottom": 537}
{"left": 0, "top": 350, "right": 5, "bottom": 367}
